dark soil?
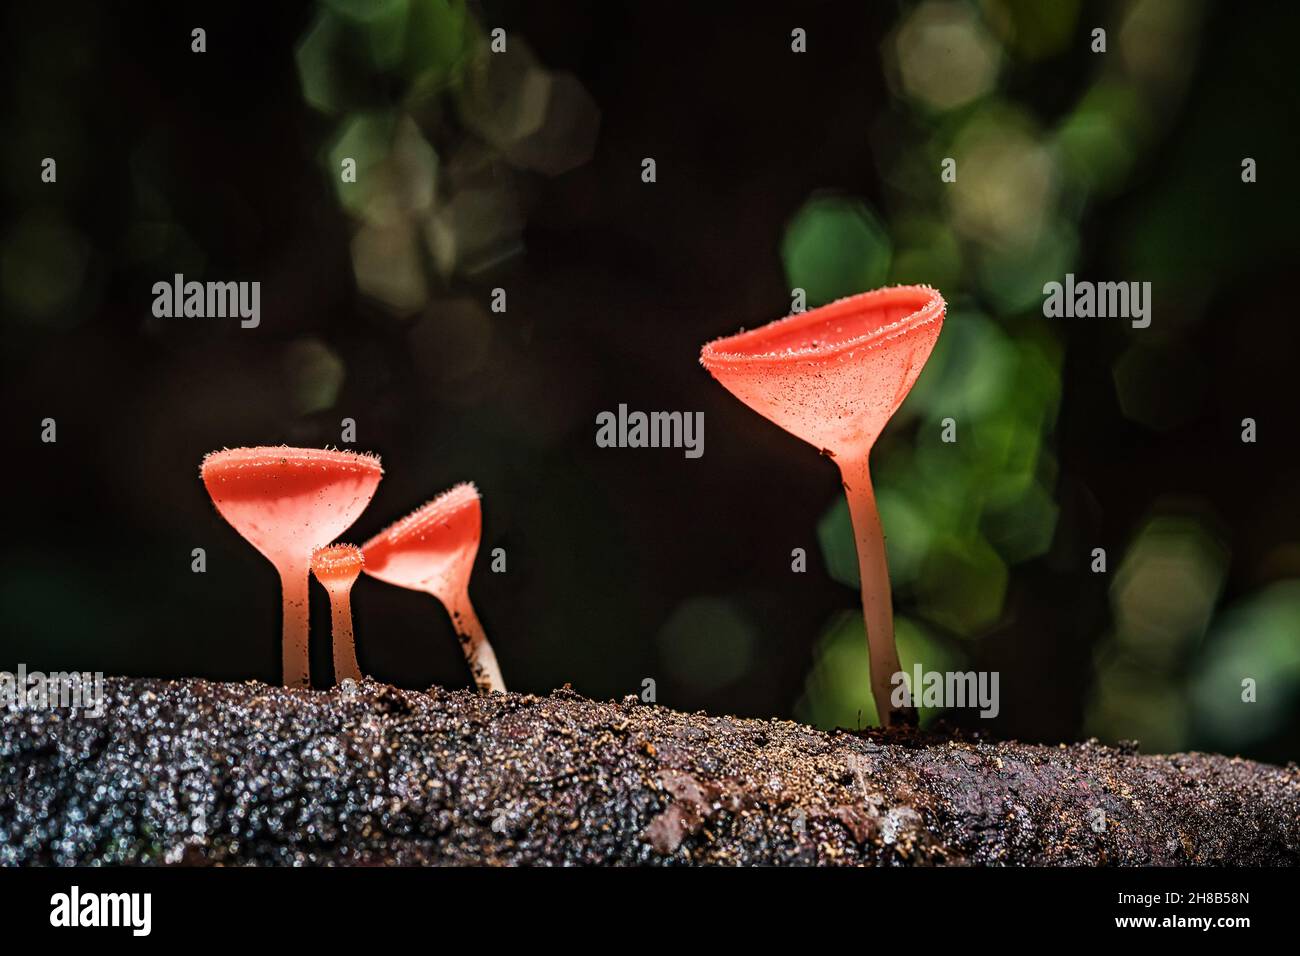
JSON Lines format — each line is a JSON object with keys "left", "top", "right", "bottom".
{"left": 2, "top": 678, "right": 1296, "bottom": 865}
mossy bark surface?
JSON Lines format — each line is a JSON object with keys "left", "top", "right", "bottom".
{"left": 1, "top": 678, "right": 1296, "bottom": 866}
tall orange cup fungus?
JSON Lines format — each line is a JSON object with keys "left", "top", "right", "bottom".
{"left": 701, "top": 285, "right": 945, "bottom": 726}
{"left": 362, "top": 482, "right": 505, "bottom": 693}
{"left": 201, "top": 447, "right": 383, "bottom": 687}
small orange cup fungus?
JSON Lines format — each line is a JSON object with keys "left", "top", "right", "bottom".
{"left": 362, "top": 483, "right": 505, "bottom": 693}
{"left": 311, "top": 544, "right": 366, "bottom": 684}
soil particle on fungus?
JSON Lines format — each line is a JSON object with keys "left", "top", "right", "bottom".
{"left": 1, "top": 678, "right": 1297, "bottom": 866}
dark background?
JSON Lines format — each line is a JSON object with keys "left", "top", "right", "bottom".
{"left": 2, "top": 1, "right": 1297, "bottom": 762}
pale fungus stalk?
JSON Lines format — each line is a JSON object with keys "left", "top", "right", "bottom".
{"left": 839, "top": 451, "right": 904, "bottom": 727}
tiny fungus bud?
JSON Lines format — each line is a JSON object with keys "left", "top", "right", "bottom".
{"left": 700, "top": 285, "right": 945, "bottom": 727}
{"left": 362, "top": 482, "right": 505, "bottom": 694}
{"left": 311, "top": 544, "right": 365, "bottom": 684}
{"left": 200, "top": 446, "right": 383, "bottom": 687}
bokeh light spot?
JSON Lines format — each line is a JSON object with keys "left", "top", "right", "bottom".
{"left": 892, "top": 1, "right": 1002, "bottom": 112}
{"left": 284, "top": 338, "right": 346, "bottom": 415}
{"left": 1, "top": 214, "right": 90, "bottom": 327}
{"left": 657, "top": 597, "right": 756, "bottom": 695}
{"left": 781, "top": 197, "right": 891, "bottom": 306}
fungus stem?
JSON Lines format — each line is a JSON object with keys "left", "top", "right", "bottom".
{"left": 328, "top": 587, "right": 362, "bottom": 683}
{"left": 447, "top": 590, "right": 505, "bottom": 694}
{"left": 839, "top": 453, "right": 915, "bottom": 728}
{"left": 280, "top": 563, "right": 312, "bottom": 689}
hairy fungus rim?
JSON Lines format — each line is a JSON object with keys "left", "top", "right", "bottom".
{"left": 311, "top": 543, "right": 365, "bottom": 579}
{"left": 362, "top": 482, "right": 480, "bottom": 550}
{"left": 200, "top": 446, "right": 384, "bottom": 480}
{"left": 699, "top": 284, "right": 944, "bottom": 368}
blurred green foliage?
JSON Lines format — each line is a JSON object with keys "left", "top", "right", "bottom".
{"left": 1191, "top": 583, "right": 1300, "bottom": 750}
{"left": 798, "top": 612, "right": 964, "bottom": 729}
{"left": 794, "top": 0, "right": 1298, "bottom": 757}
{"left": 781, "top": 198, "right": 891, "bottom": 306}
{"left": 297, "top": 0, "right": 477, "bottom": 114}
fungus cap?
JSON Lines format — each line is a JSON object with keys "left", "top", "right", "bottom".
{"left": 362, "top": 482, "right": 481, "bottom": 597}
{"left": 311, "top": 543, "right": 365, "bottom": 589}
{"left": 700, "top": 285, "right": 945, "bottom": 457}
{"left": 201, "top": 447, "right": 383, "bottom": 568}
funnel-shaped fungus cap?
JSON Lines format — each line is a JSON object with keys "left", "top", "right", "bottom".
{"left": 311, "top": 543, "right": 364, "bottom": 591}
{"left": 362, "top": 482, "right": 481, "bottom": 600}
{"left": 700, "top": 285, "right": 945, "bottom": 458}
{"left": 201, "top": 447, "right": 383, "bottom": 569}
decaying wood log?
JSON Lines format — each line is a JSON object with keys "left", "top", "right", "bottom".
{"left": 2, "top": 678, "right": 1296, "bottom": 865}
